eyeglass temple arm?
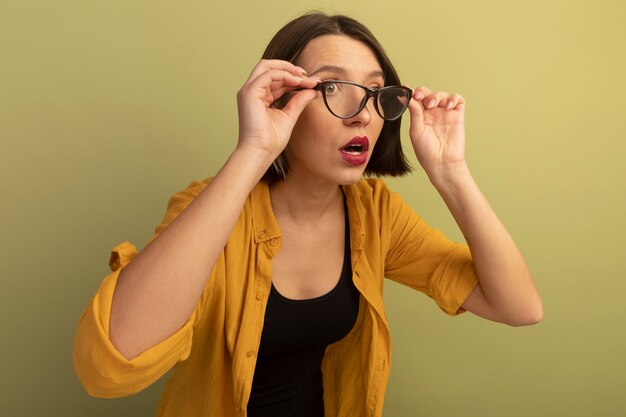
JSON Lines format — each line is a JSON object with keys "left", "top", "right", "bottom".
{"left": 292, "top": 83, "right": 323, "bottom": 92}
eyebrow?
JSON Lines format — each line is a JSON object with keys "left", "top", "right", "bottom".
{"left": 309, "top": 65, "right": 385, "bottom": 80}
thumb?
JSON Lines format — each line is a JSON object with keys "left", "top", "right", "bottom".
{"left": 407, "top": 95, "right": 425, "bottom": 135}
{"left": 281, "top": 89, "right": 318, "bottom": 120}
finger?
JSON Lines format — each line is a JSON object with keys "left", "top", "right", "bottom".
{"left": 445, "top": 93, "right": 458, "bottom": 110}
{"left": 446, "top": 93, "right": 466, "bottom": 109}
{"left": 281, "top": 89, "right": 319, "bottom": 120}
{"left": 247, "top": 60, "right": 307, "bottom": 83}
{"left": 269, "top": 86, "right": 293, "bottom": 103}
{"left": 412, "top": 86, "right": 432, "bottom": 101}
{"left": 245, "top": 59, "right": 307, "bottom": 84}
{"left": 269, "top": 86, "right": 308, "bottom": 107}
{"left": 240, "top": 69, "right": 308, "bottom": 103}
{"left": 238, "top": 70, "right": 300, "bottom": 107}
{"left": 424, "top": 91, "right": 450, "bottom": 109}
{"left": 407, "top": 89, "right": 425, "bottom": 132}
{"left": 268, "top": 81, "right": 301, "bottom": 103}
{"left": 269, "top": 76, "right": 320, "bottom": 101}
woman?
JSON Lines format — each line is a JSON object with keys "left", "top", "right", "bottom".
{"left": 73, "top": 12, "right": 543, "bottom": 417}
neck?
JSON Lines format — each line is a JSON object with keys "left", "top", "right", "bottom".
{"left": 269, "top": 175, "right": 344, "bottom": 225}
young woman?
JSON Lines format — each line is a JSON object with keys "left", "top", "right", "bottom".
{"left": 73, "top": 12, "right": 543, "bottom": 417}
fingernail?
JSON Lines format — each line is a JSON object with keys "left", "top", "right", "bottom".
{"left": 447, "top": 101, "right": 454, "bottom": 109}
{"left": 296, "top": 66, "right": 307, "bottom": 75}
{"left": 416, "top": 91, "right": 424, "bottom": 100}
{"left": 428, "top": 99, "right": 436, "bottom": 108}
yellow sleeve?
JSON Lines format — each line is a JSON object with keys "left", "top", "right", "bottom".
{"left": 384, "top": 189, "right": 478, "bottom": 316}
{"left": 72, "top": 179, "right": 210, "bottom": 398}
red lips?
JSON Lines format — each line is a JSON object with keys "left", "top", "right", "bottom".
{"left": 339, "top": 136, "right": 369, "bottom": 166}
{"left": 340, "top": 136, "right": 370, "bottom": 152}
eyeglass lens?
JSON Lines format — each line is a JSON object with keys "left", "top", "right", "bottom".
{"left": 377, "top": 88, "right": 410, "bottom": 120}
{"left": 321, "top": 82, "right": 410, "bottom": 120}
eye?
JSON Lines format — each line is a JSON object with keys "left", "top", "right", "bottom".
{"left": 322, "top": 82, "right": 341, "bottom": 95}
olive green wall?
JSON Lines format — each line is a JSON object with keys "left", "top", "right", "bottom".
{"left": 2, "top": 0, "right": 624, "bottom": 416}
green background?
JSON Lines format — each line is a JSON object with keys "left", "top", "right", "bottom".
{"left": 1, "top": 0, "right": 625, "bottom": 416}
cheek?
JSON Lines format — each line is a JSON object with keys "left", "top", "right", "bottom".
{"left": 369, "top": 120, "right": 386, "bottom": 146}
{"left": 292, "top": 102, "right": 335, "bottom": 138}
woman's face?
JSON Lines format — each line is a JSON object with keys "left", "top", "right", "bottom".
{"left": 284, "top": 34, "right": 386, "bottom": 186}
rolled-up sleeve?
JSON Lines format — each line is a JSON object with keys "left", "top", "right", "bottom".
{"left": 384, "top": 190, "right": 478, "bottom": 316}
{"left": 73, "top": 242, "right": 197, "bottom": 398}
{"left": 73, "top": 179, "right": 210, "bottom": 398}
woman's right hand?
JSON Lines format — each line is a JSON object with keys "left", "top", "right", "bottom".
{"left": 236, "top": 59, "right": 320, "bottom": 162}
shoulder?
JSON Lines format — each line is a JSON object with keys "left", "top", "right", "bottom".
{"left": 344, "top": 177, "right": 396, "bottom": 210}
{"left": 175, "top": 176, "right": 265, "bottom": 199}
{"left": 175, "top": 176, "right": 214, "bottom": 197}
{"left": 346, "top": 178, "right": 418, "bottom": 229}
{"left": 347, "top": 177, "right": 391, "bottom": 199}
{"left": 157, "top": 176, "right": 215, "bottom": 215}
{"left": 167, "top": 177, "right": 267, "bottom": 217}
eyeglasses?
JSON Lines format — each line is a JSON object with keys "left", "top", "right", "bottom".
{"left": 314, "top": 80, "right": 412, "bottom": 121}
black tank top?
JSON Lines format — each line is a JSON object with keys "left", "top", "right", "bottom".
{"left": 247, "top": 201, "right": 360, "bottom": 417}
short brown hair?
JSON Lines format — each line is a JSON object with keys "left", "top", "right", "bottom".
{"left": 261, "top": 11, "right": 412, "bottom": 183}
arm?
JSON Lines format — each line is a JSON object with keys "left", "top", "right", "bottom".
{"left": 107, "top": 61, "right": 319, "bottom": 360}
{"left": 109, "top": 150, "right": 265, "bottom": 360}
{"left": 432, "top": 162, "right": 542, "bottom": 326}
{"left": 406, "top": 87, "right": 543, "bottom": 326}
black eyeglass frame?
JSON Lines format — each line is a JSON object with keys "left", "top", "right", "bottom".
{"left": 313, "top": 80, "right": 413, "bottom": 121}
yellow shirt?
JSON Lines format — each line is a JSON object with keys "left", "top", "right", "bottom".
{"left": 73, "top": 177, "right": 478, "bottom": 417}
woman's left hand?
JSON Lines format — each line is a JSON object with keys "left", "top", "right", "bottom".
{"left": 407, "top": 86, "right": 467, "bottom": 180}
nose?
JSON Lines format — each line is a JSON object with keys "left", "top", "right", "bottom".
{"left": 343, "top": 99, "right": 373, "bottom": 126}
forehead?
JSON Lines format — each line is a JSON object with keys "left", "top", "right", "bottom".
{"left": 296, "top": 35, "right": 383, "bottom": 79}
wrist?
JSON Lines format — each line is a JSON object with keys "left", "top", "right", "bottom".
{"left": 233, "top": 142, "right": 276, "bottom": 169}
{"left": 428, "top": 161, "right": 472, "bottom": 193}
{"left": 224, "top": 144, "right": 276, "bottom": 184}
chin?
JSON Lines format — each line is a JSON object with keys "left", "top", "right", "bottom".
{"left": 339, "top": 177, "right": 363, "bottom": 186}
{"left": 334, "top": 169, "right": 367, "bottom": 186}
